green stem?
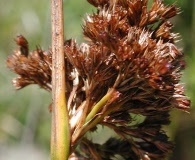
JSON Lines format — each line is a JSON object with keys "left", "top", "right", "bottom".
{"left": 84, "top": 102, "right": 122, "bottom": 134}
{"left": 51, "top": 0, "right": 70, "bottom": 159}
{"left": 85, "top": 88, "right": 115, "bottom": 123}
{"left": 71, "top": 89, "right": 115, "bottom": 145}
{"left": 72, "top": 94, "right": 121, "bottom": 146}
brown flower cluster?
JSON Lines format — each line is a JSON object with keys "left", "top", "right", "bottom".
{"left": 7, "top": 35, "right": 52, "bottom": 91}
{"left": 7, "top": 0, "right": 190, "bottom": 159}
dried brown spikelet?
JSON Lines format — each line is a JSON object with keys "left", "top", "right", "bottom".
{"left": 7, "top": 37, "right": 52, "bottom": 91}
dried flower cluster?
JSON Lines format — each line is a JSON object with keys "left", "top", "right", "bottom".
{"left": 7, "top": 0, "right": 190, "bottom": 159}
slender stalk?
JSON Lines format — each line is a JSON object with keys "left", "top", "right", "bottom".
{"left": 72, "top": 89, "right": 118, "bottom": 145}
{"left": 51, "top": 0, "right": 70, "bottom": 159}
{"left": 85, "top": 88, "right": 115, "bottom": 123}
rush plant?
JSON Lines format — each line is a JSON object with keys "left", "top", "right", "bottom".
{"left": 7, "top": 0, "right": 190, "bottom": 159}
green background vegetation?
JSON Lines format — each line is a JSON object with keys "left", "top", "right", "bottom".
{"left": 0, "top": 0, "right": 194, "bottom": 159}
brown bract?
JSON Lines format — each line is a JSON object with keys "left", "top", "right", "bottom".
{"left": 7, "top": 0, "right": 190, "bottom": 159}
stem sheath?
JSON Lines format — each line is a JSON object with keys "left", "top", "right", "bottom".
{"left": 51, "top": 0, "right": 70, "bottom": 159}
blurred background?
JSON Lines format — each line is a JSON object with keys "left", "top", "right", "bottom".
{"left": 0, "top": 0, "right": 194, "bottom": 159}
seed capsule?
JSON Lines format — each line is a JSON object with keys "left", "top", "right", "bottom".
{"left": 15, "top": 35, "right": 29, "bottom": 56}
